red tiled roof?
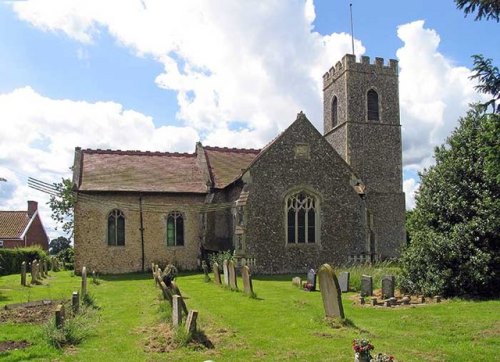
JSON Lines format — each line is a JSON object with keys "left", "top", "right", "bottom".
{"left": 204, "top": 147, "right": 261, "bottom": 188}
{"left": 0, "top": 211, "right": 29, "bottom": 239}
{"left": 79, "top": 149, "right": 208, "bottom": 193}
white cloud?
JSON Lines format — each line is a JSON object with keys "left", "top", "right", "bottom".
{"left": 403, "top": 178, "right": 420, "bottom": 210}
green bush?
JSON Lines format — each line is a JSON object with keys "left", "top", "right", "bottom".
{"left": 0, "top": 246, "right": 50, "bottom": 275}
{"left": 43, "top": 306, "right": 96, "bottom": 349}
{"left": 57, "top": 247, "right": 75, "bottom": 270}
{"left": 208, "top": 250, "right": 233, "bottom": 271}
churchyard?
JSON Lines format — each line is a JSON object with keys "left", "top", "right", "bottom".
{"left": 0, "top": 265, "right": 499, "bottom": 361}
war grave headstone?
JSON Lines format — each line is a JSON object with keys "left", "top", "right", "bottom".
{"left": 360, "top": 275, "right": 373, "bottom": 297}
{"left": 223, "top": 260, "right": 229, "bottom": 286}
{"left": 241, "top": 265, "right": 254, "bottom": 296}
{"left": 381, "top": 275, "right": 395, "bottom": 299}
{"left": 318, "top": 264, "right": 345, "bottom": 319}
{"left": 305, "top": 269, "right": 316, "bottom": 291}
{"left": 228, "top": 260, "right": 238, "bottom": 290}
{"left": 213, "top": 262, "right": 221, "bottom": 285}
{"left": 338, "top": 271, "right": 350, "bottom": 292}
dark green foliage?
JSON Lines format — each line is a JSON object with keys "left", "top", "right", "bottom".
{"left": 455, "top": 0, "right": 500, "bottom": 21}
{"left": 208, "top": 250, "right": 233, "bottom": 271}
{"left": 57, "top": 247, "right": 75, "bottom": 270}
{"left": 0, "top": 247, "right": 50, "bottom": 275}
{"left": 49, "top": 236, "right": 71, "bottom": 255}
{"left": 470, "top": 55, "right": 500, "bottom": 113}
{"left": 401, "top": 109, "right": 500, "bottom": 297}
{"left": 48, "top": 177, "right": 75, "bottom": 238}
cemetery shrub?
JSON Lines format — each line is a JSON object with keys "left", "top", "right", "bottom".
{"left": 57, "top": 247, "right": 75, "bottom": 270}
{"left": 44, "top": 306, "right": 97, "bottom": 349}
{"left": 401, "top": 109, "right": 500, "bottom": 298}
{"left": 208, "top": 250, "right": 233, "bottom": 271}
{"left": 0, "top": 246, "right": 50, "bottom": 275}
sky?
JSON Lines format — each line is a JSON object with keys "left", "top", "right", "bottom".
{"left": 0, "top": 0, "right": 498, "bottom": 241}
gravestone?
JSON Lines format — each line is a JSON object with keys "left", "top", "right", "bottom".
{"left": 55, "top": 304, "right": 65, "bottom": 328}
{"left": 81, "top": 266, "right": 87, "bottom": 298}
{"left": 292, "top": 277, "right": 301, "bottom": 288}
{"left": 185, "top": 310, "right": 198, "bottom": 333}
{"left": 72, "top": 291, "right": 80, "bottom": 314}
{"left": 202, "top": 260, "right": 210, "bottom": 282}
{"left": 160, "top": 281, "right": 173, "bottom": 305}
{"left": 213, "top": 262, "right": 221, "bottom": 285}
{"left": 435, "top": 295, "right": 442, "bottom": 303}
{"left": 306, "top": 269, "right": 316, "bottom": 291}
{"left": 371, "top": 297, "right": 378, "bottom": 306}
{"left": 381, "top": 275, "right": 395, "bottom": 299}
{"left": 223, "top": 260, "right": 229, "bottom": 286}
{"left": 30, "top": 261, "right": 38, "bottom": 284}
{"left": 318, "top": 264, "right": 345, "bottom": 319}
{"left": 170, "top": 281, "right": 188, "bottom": 316}
{"left": 241, "top": 265, "right": 254, "bottom": 296}
{"left": 92, "top": 270, "right": 97, "bottom": 284}
{"left": 338, "top": 271, "right": 350, "bottom": 292}
{"left": 228, "top": 260, "right": 238, "bottom": 290}
{"left": 36, "top": 262, "right": 41, "bottom": 280}
{"left": 401, "top": 296, "right": 410, "bottom": 305}
{"left": 21, "top": 261, "right": 26, "bottom": 286}
{"left": 172, "top": 295, "right": 183, "bottom": 327}
{"left": 360, "top": 275, "right": 373, "bottom": 297}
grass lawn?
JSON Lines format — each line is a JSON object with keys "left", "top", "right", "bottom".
{"left": 1, "top": 270, "right": 499, "bottom": 361}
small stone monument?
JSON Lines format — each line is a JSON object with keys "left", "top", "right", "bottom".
{"left": 338, "top": 271, "right": 350, "bottom": 293}
{"left": 21, "top": 261, "right": 26, "bottom": 286}
{"left": 213, "top": 262, "right": 221, "bottom": 285}
{"left": 81, "top": 266, "right": 87, "bottom": 298}
{"left": 318, "top": 264, "right": 345, "bottom": 319}
{"left": 223, "top": 260, "right": 229, "bottom": 286}
{"left": 381, "top": 275, "right": 395, "bottom": 299}
{"left": 30, "top": 261, "right": 38, "bottom": 284}
{"left": 360, "top": 275, "right": 373, "bottom": 297}
{"left": 228, "top": 260, "right": 238, "bottom": 290}
{"left": 202, "top": 260, "right": 210, "bottom": 282}
{"left": 72, "top": 291, "right": 80, "bottom": 314}
{"left": 241, "top": 265, "right": 254, "bottom": 296}
{"left": 305, "top": 269, "right": 316, "bottom": 291}
{"left": 55, "top": 304, "right": 65, "bottom": 328}
{"left": 172, "top": 295, "right": 183, "bottom": 327}
{"left": 185, "top": 310, "right": 198, "bottom": 333}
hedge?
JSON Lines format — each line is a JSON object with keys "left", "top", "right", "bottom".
{"left": 0, "top": 246, "right": 50, "bottom": 276}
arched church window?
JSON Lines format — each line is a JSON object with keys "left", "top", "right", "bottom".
{"left": 286, "top": 191, "right": 318, "bottom": 244}
{"left": 367, "top": 89, "right": 379, "bottom": 121}
{"left": 166, "top": 211, "right": 184, "bottom": 246}
{"left": 107, "top": 209, "right": 125, "bottom": 246}
{"left": 332, "top": 96, "right": 338, "bottom": 127}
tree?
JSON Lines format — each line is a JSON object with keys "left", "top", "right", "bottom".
{"left": 48, "top": 178, "right": 75, "bottom": 238}
{"left": 455, "top": 0, "right": 500, "bottom": 21}
{"left": 401, "top": 108, "right": 500, "bottom": 297}
{"left": 49, "top": 236, "right": 72, "bottom": 255}
{"left": 470, "top": 55, "right": 500, "bottom": 114}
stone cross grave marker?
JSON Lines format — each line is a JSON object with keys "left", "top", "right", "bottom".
{"left": 241, "top": 265, "right": 254, "bottom": 296}
{"left": 306, "top": 269, "right": 317, "bottom": 291}
{"left": 213, "top": 262, "right": 221, "bottom": 285}
{"left": 361, "top": 275, "right": 373, "bottom": 297}
{"left": 228, "top": 260, "right": 238, "bottom": 290}
{"left": 72, "top": 291, "right": 80, "bottom": 314}
{"left": 381, "top": 275, "right": 395, "bottom": 299}
{"left": 338, "top": 271, "right": 350, "bottom": 292}
{"left": 318, "top": 264, "right": 345, "bottom": 319}
{"left": 81, "top": 266, "right": 88, "bottom": 298}
{"left": 292, "top": 276, "right": 301, "bottom": 288}
{"left": 223, "top": 260, "right": 229, "bottom": 286}
{"left": 21, "top": 261, "right": 26, "bottom": 286}
{"left": 185, "top": 310, "right": 198, "bottom": 333}
{"left": 172, "top": 295, "right": 183, "bottom": 327}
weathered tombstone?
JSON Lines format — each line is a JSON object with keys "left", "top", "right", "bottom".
{"left": 213, "top": 262, "right": 221, "bottom": 285}
{"left": 21, "top": 261, "right": 26, "bottom": 286}
{"left": 401, "top": 296, "right": 410, "bottom": 305}
{"left": 30, "top": 261, "right": 38, "bottom": 284}
{"left": 241, "top": 265, "right": 254, "bottom": 296}
{"left": 202, "top": 260, "right": 210, "bottom": 282}
{"left": 36, "top": 262, "right": 41, "bottom": 280}
{"left": 360, "top": 275, "right": 373, "bottom": 297}
{"left": 169, "top": 281, "right": 189, "bottom": 316}
{"left": 381, "top": 275, "right": 395, "bottom": 299}
{"left": 172, "top": 295, "right": 183, "bottom": 327}
{"left": 92, "top": 270, "right": 97, "bottom": 284}
{"left": 185, "top": 310, "right": 198, "bottom": 333}
{"left": 55, "top": 304, "right": 65, "bottom": 328}
{"left": 228, "top": 260, "right": 238, "bottom": 290}
{"left": 305, "top": 269, "right": 317, "bottom": 291}
{"left": 72, "top": 291, "right": 80, "bottom": 314}
{"left": 318, "top": 264, "right": 345, "bottom": 319}
{"left": 389, "top": 297, "right": 397, "bottom": 306}
{"left": 370, "top": 297, "right": 378, "bottom": 306}
{"left": 292, "top": 276, "right": 302, "bottom": 287}
{"left": 223, "top": 260, "right": 229, "bottom": 286}
{"left": 81, "top": 266, "right": 87, "bottom": 298}
{"left": 338, "top": 271, "right": 350, "bottom": 293}
{"left": 435, "top": 295, "right": 442, "bottom": 303}
{"left": 160, "top": 281, "right": 173, "bottom": 305}
{"left": 384, "top": 300, "right": 391, "bottom": 307}
{"left": 358, "top": 296, "right": 365, "bottom": 305}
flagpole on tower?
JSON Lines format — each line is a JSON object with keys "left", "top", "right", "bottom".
{"left": 350, "top": 3, "right": 355, "bottom": 56}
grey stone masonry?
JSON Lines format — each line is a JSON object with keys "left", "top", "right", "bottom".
{"left": 338, "top": 271, "right": 350, "bottom": 292}
{"left": 361, "top": 275, "right": 373, "bottom": 297}
{"left": 381, "top": 275, "right": 395, "bottom": 299}
{"left": 318, "top": 264, "right": 345, "bottom": 319}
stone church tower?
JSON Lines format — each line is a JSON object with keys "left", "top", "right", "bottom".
{"left": 322, "top": 54, "right": 405, "bottom": 259}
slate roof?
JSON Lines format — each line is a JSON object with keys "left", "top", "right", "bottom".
{"left": 0, "top": 211, "right": 30, "bottom": 239}
{"left": 79, "top": 150, "right": 208, "bottom": 193}
{"left": 204, "top": 147, "right": 261, "bottom": 188}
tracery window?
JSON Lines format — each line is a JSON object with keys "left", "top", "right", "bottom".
{"left": 286, "top": 191, "right": 318, "bottom": 244}
{"left": 107, "top": 209, "right": 125, "bottom": 246}
{"left": 367, "top": 89, "right": 379, "bottom": 121}
{"left": 166, "top": 211, "right": 184, "bottom": 246}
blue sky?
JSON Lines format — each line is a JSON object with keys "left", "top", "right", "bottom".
{"left": 0, "top": 0, "right": 497, "bottom": 238}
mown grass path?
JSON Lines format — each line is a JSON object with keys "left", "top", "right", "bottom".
{"left": 1, "top": 271, "right": 499, "bottom": 361}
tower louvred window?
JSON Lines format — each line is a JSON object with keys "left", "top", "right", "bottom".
{"left": 367, "top": 89, "right": 379, "bottom": 121}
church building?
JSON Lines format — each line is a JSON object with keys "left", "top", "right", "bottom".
{"left": 73, "top": 54, "right": 405, "bottom": 274}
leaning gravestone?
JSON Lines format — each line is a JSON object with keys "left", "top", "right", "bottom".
{"left": 361, "top": 275, "right": 373, "bottom": 297}
{"left": 21, "top": 261, "right": 26, "bottom": 286}
{"left": 223, "top": 260, "right": 229, "bottom": 286}
{"left": 292, "top": 277, "right": 302, "bottom": 288}
{"left": 381, "top": 275, "right": 395, "bottom": 299}
{"left": 172, "top": 295, "right": 183, "bottom": 327}
{"left": 228, "top": 260, "right": 238, "bottom": 290}
{"left": 306, "top": 269, "right": 317, "bottom": 291}
{"left": 81, "top": 267, "right": 87, "bottom": 298}
{"left": 318, "top": 264, "right": 345, "bottom": 319}
{"left": 213, "top": 262, "right": 221, "bottom": 285}
{"left": 338, "top": 271, "right": 350, "bottom": 293}
{"left": 241, "top": 265, "right": 254, "bottom": 296}
{"left": 185, "top": 310, "right": 198, "bottom": 333}
{"left": 160, "top": 281, "right": 173, "bottom": 305}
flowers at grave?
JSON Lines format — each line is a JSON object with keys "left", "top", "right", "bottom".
{"left": 303, "top": 282, "right": 314, "bottom": 291}
{"left": 373, "top": 353, "right": 394, "bottom": 362}
{"left": 352, "top": 338, "right": 374, "bottom": 355}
